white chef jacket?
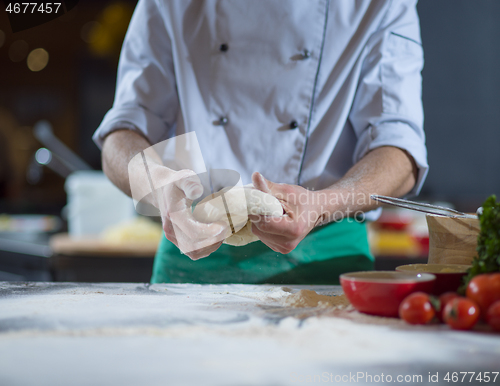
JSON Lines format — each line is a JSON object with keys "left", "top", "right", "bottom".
{"left": 94, "top": 0, "right": 428, "bottom": 197}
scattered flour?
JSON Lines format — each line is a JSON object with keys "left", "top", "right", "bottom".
{"left": 232, "top": 286, "right": 293, "bottom": 302}
{"left": 232, "top": 287, "right": 350, "bottom": 309}
{"left": 280, "top": 289, "right": 350, "bottom": 309}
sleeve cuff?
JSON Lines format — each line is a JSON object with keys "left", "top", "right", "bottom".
{"left": 353, "top": 121, "right": 429, "bottom": 196}
{"left": 92, "top": 105, "right": 171, "bottom": 149}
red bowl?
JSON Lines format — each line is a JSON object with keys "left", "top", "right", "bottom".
{"left": 340, "top": 271, "right": 436, "bottom": 317}
{"left": 395, "top": 264, "right": 470, "bottom": 295}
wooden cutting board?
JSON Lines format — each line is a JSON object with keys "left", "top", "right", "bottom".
{"left": 49, "top": 233, "right": 159, "bottom": 257}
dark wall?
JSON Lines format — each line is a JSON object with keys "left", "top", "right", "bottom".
{"left": 417, "top": 0, "right": 500, "bottom": 210}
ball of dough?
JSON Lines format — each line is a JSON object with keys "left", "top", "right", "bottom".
{"left": 192, "top": 185, "right": 283, "bottom": 246}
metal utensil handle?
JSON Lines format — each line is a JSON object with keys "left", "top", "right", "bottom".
{"left": 370, "top": 195, "right": 476, "bottom": 218}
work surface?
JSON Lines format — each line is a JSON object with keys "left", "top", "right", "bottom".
{"left": 1, "top": 283, "right": 499, "bottom": 386}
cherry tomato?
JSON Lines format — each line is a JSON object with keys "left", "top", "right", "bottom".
{"left": 486, "top": 300, "right": 500, "bottom": 332}
{"left": 443, "top": 297, "right": 480, "bottom": 330}
{"left": 438, "top": 292, "right": 460, "bottom": 322}
{"left": 399, "top": 292, "right": 435, "bottom": 325}
{"left": 466, "top": 273, "right": 500, "bottom": 317}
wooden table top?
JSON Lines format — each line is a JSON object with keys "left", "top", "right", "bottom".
{"left": 49, "top": 233, "right": 158, "bottom": 257}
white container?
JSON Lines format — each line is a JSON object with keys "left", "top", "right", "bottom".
{"left": 65, "top": 171, "right": 136, "bottom": 237}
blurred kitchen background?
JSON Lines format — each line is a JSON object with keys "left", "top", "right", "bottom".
{"left": 0, "top": 0, "right": 499, "bottom": 282}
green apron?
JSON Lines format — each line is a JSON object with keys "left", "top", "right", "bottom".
{"left": 151, "top": 219, "right": 373, "bottom": 285}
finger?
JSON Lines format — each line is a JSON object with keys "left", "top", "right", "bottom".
{"left": 161, "top": 183, "right": 228, "bottom": 240}
{"left": 249, "top": 214, "right": 295, "bottom": 236}
{"left": 252, "top": 172, "right": 291, "bottom": 203}
{"left": 186, "top": 240, "right": 224, "bottom": 260}
{"left": 171, "top": 208, "right": 230, "bottom": 241}
{"left": 251, "top": 172, "right": 272, "bottom": 194}
{"left": 162, "top": 217, "right": 178, "bottom": 245}
{"left": 250, "top": 224, "right": 288, "bottom": 245}
{"left": 251, "top": 225, "right": 300, "bottom": 254}
{"left": 175, "top": 171, "right": 204, "bottom": 200}
{"left": 170, "top": 212, "right": 231, "bottom": 254}
{"left": 172, "top": 219, "right": 224, "bottom": 258}
{"left": 177, "top": 224, "right": 226, "bottom": 257}
{"left": 168, "top": 219, "right": 224, "bottom": 257}
{"left": 250, "top": 226, "right": 293, "bottom": 254}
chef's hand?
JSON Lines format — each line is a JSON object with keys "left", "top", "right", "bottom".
{"left": 249, "top": 172, "right": 326, "bottom": 254}
{"left": 152, "top": 167, "right": 230, "bottom": 260}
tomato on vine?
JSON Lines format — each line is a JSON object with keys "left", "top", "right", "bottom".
{"left": 399, "top": 292, "right": 436, "bottom": 325}
{"left": 466, "top": 273, "right": 500, "bottom": 317}
{"left": 486, "top": 301, "right": 500, "bottom": 332}
{"left": 443, "top": 297, "right": 480, "bottom": 330}
{"left": 438, "top": 292, "right": 460, "bottom": 322}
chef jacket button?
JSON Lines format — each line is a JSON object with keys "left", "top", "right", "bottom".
{"left": 300, "top": 49, "right": 311, "bottom": 59}
{"left": 213, "top": 116, "right": 228, "bottom": 126}
{"left": 219, "top": 43, "right": 229, "bottom": 52}
{"left": 289, "top": 120, "right": 298, "bottom": 129}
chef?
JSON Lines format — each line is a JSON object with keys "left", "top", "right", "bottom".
{"left": 93, "top": 0, "right": 428, "bottom": 284}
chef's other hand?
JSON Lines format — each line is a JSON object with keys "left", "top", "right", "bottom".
{"left": 153, "top": 168, "right": 230, "bottom": 260}
{"left": 249, "top": 172, "right": 323, "bottom": 254}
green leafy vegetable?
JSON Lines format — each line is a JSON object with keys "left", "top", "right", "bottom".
{"left": 461, "top": 195, "right": 500, "bottom": 291}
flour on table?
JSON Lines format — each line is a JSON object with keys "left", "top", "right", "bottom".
{"left": 233, "top": 287, "right": 350, "bottom": 309}
{"left": 280, "top": 289, "right": 350, "bottom": 309}
{"left": 232, "top": 286, "right": 293, "bottom": 302}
